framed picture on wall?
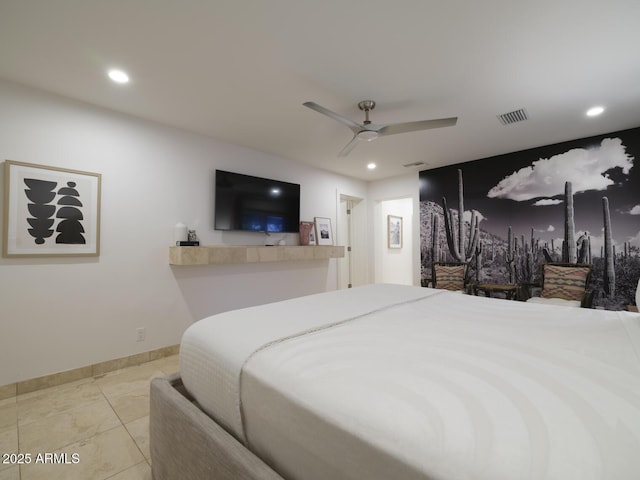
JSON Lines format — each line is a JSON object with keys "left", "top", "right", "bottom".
{"left": 3, "top": 160, "right": 101, "bottom": 257}
{"left": 314, "top": 217, "right": 333, "bottom": 245}
{"left": 388, "top": 214, "right": 402, "bottom": 249}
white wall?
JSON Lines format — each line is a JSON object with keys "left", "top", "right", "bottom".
{"left": 0, "top": 80, "right": 367, "bottom": 385}
{"left": 368, "top": 173, "right": 421, "bottom": 285}
{"left": 375, "top": 197, "right": 414, "bottom": 285}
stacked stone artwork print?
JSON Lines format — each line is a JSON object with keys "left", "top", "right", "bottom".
{"left": 23, "top": 178, "right": 86, "bottom": 245}
{"left": 56, "top": 181, "right": 86, "bottom": 244}
{"left": 24, "top": 178, "right": 57, "bottom": 244}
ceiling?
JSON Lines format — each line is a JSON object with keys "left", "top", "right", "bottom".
{"left": 1, "top": 0, "right": 639, "bottom": 181}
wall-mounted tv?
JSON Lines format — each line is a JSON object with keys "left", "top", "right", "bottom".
{"left": 214, "top": 170, "right": 300, "bottom": 233}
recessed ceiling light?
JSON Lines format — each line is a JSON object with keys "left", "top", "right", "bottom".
{"left": 367, "top": 162, "right": 377, "bottom": 170}
{"left": 108, "top": 69, "right": 129, "bottom": 84}
{"left": 586, "top": 106, "right": 604, "bottom": 117}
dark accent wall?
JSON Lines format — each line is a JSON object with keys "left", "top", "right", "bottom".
{"left": 419, "top": 126, "right": 640, "bottom": 309}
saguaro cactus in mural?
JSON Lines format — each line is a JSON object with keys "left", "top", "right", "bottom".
{"left": 577, "top": 233, "right": 591, "bottom": 264}
{"left": 506, "top": 226, "right": 515, "bottom": 282}
{"left": 603, "top": 196, "right": 615, "bottom": 296}
{"left": 474, "top": 241, "right": 483, "bottom": 282}
{"left": 505, "top": 227, "right": 540, "bottom": 284}
{"left": 563, "top": 181, "right": 577, "bottom": 263}
{"left": 431, "top": 213, "right": 440, "bottom": 262}
{"left": 441, "top": 169, "right": 479, "bottom": 263}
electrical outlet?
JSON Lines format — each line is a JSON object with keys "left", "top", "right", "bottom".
{"left": 136, "top": 327, "right": 146, "bottom": 342}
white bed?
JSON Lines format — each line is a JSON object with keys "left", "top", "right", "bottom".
{"left": 178, "top": 283, "right": 640, "bottom": 480}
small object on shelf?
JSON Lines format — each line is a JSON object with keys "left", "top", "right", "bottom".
{"left": 174, "top": 222, "right": 188, "bottom": 243}
{"left": 299, "top": 221, "right": 314, "bottom": 245}
{"left": 188, "top": 229, "right": 198, "bottom": 242}
{"left": 176, "top": 241, "right": 200, "bottom": 246}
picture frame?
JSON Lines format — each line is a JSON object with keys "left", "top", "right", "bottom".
{"left": 3, "top": 160, "right": 102, "bottom": 257}
{"left": 387, "top": 214, "right": 402, "bottom": 249}
{"left": 314, "top": 217, "right": 333, "bottom": 245}
{"left": 298, "top": 221, "right": 315, "bottom": 245}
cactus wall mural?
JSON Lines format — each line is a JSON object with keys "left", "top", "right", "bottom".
{"left": 419, "top": 126, "right": 640, "bottom": 310}
{"left": 441, "top": 169, "right": 480, "bottom": 263}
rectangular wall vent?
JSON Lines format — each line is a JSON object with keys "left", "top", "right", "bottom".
{"left": 497, "top": 108, "right": 529, "bottom": 125}
{"left": 403, "top": 161, "right": 426, "bottom": 168}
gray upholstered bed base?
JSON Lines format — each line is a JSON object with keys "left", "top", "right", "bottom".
{"left": 150, "top": 373, "right": 286, "bottom": 480}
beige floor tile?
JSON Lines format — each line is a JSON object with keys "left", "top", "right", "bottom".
{"left": 154, "top": 354, "right": 179, "bottom": 376}
{"left": 105, "top": 461, "right": 151, "bottom": 480}
{"left": 8, "top": 354, "right": 180, "bottom": 479}
{"left": 108, "top": 391, "right": 149, "bottom": 424}
{"left": 20, "top": 426, "right": 144, "bottom": 480}
{"left": 0, "top": 398, "right": 17, "bottom": 431}
{"left": 0, "top": 466, "right": 19, "bottom": 480}
{"left": 19, "top": 398, "right": 121, "bottom": 453}
{"left": 124, "top": 416, "right": 150, "bottom": 462}
{"left": 95, "top": 365, "right": 164, "bottom": 400}
{"left": 0, "top": 427, "right": 18, "bottom": 472}
{"left": 17, "top": 381, "right": 103, "bottom": 426}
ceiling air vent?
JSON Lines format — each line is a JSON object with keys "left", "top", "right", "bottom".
{"left": 403, "top": 161, "right": 426, "bottom": 168}
{"left": 497, "top": 108, "right": 529, "bottom": 125}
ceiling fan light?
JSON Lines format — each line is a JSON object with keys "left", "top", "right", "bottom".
{"left": 357, "top": 130, "right": 379, "bottom": 142}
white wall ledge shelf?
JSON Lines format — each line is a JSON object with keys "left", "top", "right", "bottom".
{"left": 169, "top": 245, "right": 345, "bottom": 265}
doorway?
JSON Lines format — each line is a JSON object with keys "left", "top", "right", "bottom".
{"left": 337, "top": 194, "right": 365, "bottom": 289}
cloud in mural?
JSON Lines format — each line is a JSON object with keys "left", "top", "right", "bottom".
{"left": 533, "top": 198, "right": 563, "bottom": 206}
{"left": 630, "top": 205, "right": 640, "bottom": 215}
{"left": 487, "top": 137, "right": 634, "bottom": 201}
{"left": 628, "top": 230, "right": 640, "bottom": 247}
{"left": 534, "top": 224, "right": 555, "bottom": 233}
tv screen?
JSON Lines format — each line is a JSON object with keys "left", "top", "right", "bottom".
{"left": 214, "top": 170, "right": 300, "bottom": 233}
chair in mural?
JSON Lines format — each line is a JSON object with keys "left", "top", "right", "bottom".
{"left": 431, "top": 262, "right": 469, "bottom": 293}
{"left": 525, "top": 263, "right": 593, "bottom": 308}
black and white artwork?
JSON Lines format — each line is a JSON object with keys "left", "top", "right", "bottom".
{"left": 314, "top": 217, "right": 333, "bottom": 246}
{"left": 388, "top": 215, "right": 402, "bottom": 249}
{"left": 419, "top": 126, "right": 640, "bottom": 310}
{"left": 3, "top": 161, "right": 101, "bottom": 257}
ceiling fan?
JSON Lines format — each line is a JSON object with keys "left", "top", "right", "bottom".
{"left": 303, "top": 100, "right": 457, "bottom": 157}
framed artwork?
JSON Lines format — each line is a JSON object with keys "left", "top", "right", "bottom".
{"left": 388, "top": 215, "right": 402, "bottom": 249}
{"left": 314, "top": 217, "right": 333, "bottom": 245}
{"left": 3, "top": 160, "right": 101, "bottom": 257}
{"left": 299, "top": 221, "right": 315, "bottom": 245}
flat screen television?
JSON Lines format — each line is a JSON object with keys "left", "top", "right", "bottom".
{"left": 214, "top": 170, "right": 300, "bottom": 233}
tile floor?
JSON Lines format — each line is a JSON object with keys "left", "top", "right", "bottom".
{"left": 0, "top": 354, "right": 179, "bottom": 480}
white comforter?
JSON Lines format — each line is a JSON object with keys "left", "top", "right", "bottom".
{"left": 180, "top": 284, "right": 640, "bottom": 480}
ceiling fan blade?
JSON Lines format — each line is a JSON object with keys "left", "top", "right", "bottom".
{"left": 378, "top": 117, "right": 458, "bottom": 136}
{"left": 337, "top": 135, "right": 360, "bottom": 157}
{"left": 303, "top": 101, "right": 362, "bottom": 132}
